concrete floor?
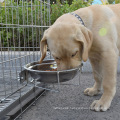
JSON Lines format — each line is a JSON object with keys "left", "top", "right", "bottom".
{"left": 0, "top": 53, "right": 119, "bottom": 119}
{"left": 21, "top": 72, "right": 120, "bottom": 120}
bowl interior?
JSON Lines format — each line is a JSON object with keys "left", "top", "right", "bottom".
{"left": 31, "top": 63, "right": 57, "bottom": 71}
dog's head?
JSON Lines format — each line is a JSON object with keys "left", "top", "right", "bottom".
{"left": 40, "top": 23, "right": 93, "bottom": 70}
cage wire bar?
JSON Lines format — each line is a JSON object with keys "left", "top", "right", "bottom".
{"left": 0, "top": 0, "right": 51, "bottom": 119}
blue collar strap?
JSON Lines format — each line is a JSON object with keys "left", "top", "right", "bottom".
{"left": 69, "top": 12, "right": 85, "bottom": 26}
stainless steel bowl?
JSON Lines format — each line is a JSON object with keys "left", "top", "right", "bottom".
{"left": 24, "top": 59, "right": 82, "bottom": 83}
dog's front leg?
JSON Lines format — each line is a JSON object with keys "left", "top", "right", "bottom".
{"left": 90, "top": 50, "right": 118, "bottom": 112}
{"left": 84, "top": 57, "right": 102, "bottom": 96}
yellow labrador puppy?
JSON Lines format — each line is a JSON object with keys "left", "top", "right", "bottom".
{"left": 40, "top": 4, "right": 120, "bottom": 112}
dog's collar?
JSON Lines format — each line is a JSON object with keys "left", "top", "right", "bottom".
{"left": 69, "top": 12, "right": 85, "bottom": 26}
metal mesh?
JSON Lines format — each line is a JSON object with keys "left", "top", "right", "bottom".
{"left": 0, "top": 0, "right": 50, "bottom": 119}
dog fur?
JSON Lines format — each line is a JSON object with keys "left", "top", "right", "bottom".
{"left": 39, "top": 4, "right": 120, "bottom": 112}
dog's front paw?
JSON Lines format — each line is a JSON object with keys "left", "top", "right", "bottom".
{"left": 90, "top": 100, "right": 111, "bottom": 112}
{"left": 84, "top": 87, "right": 100, "bottom": 96}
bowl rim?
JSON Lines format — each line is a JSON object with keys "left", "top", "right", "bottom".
{"left": 24, "top": 62, "right": 83, "bottom": 73}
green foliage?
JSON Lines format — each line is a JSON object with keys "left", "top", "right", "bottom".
{"left": 51, "top": 0, "right": 93, "bottom": 24}
{"left": 0, "top": 0, "right": 93, "bottom": 49}
{"left": 108, "top": 0, "right": 115, "bottom": 4}
{"left": 115, "top": 0, "right": 120, "bottom": 3}
{"left": 0, "top": 0, "right": 49, "bottom": 49}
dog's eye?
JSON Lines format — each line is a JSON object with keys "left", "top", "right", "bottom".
{"left": 71, "top": 51, "right": 78, "bottom": 57}
{"left": 56, "top": 57, "right": 60, "bottom": 60}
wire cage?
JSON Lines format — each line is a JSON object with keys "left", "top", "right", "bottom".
{"left": 0, "top": 0, "right": 51, "bottom": 119}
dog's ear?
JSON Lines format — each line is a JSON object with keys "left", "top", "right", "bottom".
{"left": 39, "top": 29, "right": 49, "bottom": 63}
{"left": 76, "top": 25, "right": 93, "bottom": 62}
